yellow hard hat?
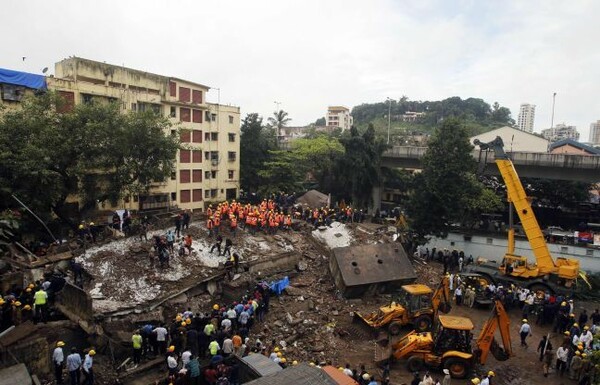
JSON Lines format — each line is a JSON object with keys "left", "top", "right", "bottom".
{"left": 292, "top": 360, "right": 298, "bottom": 365}
{"left": 14, "top": 301, "right": 21, "bottom": 307}
{"left": 309, "top": 362, "right": 315, "bottom": 366}
{"left": 181, "top": 322, "right": 186, "bottom": 327}
{"left": 574, "top": 323, "right": 579, "bottom": 327}
{"left": 57, "top": 341, "right": 65, "bottom": 347}
{"left": 274, "top": 347, "right": 280, "bottom": 352}
{"left": 522, "top": 319, "right": 528, "bottom": 323}
{"left": 584, "top": 326, "right": 590, "bottom": 330}
{"left": 89, "top": 222, "right": 94, "bottom": 226}
{"left": 88, "top": 350, "right": 96, "bottom": 356}
{"left": 28, "top": 284, "right": 34, "bottom": 289}
{"left": 78, "top": 224, "right": 84, "bottom": 229}
{"left": 471, "top": 379, "right": 481, "bottom": 385}
{"left": 576, "top": 351, "right": 581, "bottom": 356}
{"left": 213, "top": 304, "right": 219, "bottom": 310}
{"left": 582, "top": 353, "right": 587, "bottom": 358}
{"left": 488, "top": 371, "right": 495, "bottom": 377}
{"left": 564, "top": 331, "right": 571, "bottom": 336}
{"left": 23, "top": 305, "right": 31, "bottom": 310}
{"left": 168, "top": 345, "right": 175, "bottom": 352}
{"left": 280, "top": 357, "right": 287, "bottom": 363}
{"left": 176, "top": 315, "right": 182, "bottom": 322}
{"left": 570, "top": 313, "right": 575, "bottom": 317}
{"left": 0, "top": 299, "right": 4, "bottom": 305}
{"left": 26, "top": 288, "right": 31, "bottom": 292}
{"left": 185, "top": 318, "right": 191, "bottom": 325}
{"left": 338, "top": 367, "right": 344, "bottom": 371}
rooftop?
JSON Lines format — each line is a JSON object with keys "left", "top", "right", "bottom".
{"left": 244, "top": 363, "right": 337, "bottom": 385}
{"left": 331, "top": 243, "right": 416, "bottom": 287}
{"left": 548, "top": 138, "right": 600, "bottom": 155}
{"left": 402, "top": 284, "right": 433, "bottom": 295}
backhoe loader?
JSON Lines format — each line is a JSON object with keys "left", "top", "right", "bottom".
{"left": 353, "top": 276, "right": 452, "bottom": 336}
{"left": 374, "top": 300, "right": 513, "bottom": 379}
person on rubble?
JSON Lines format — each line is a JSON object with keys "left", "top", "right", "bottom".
{"left": 81, "top": 349, "right": 95, "bottom": 385}
{"left": 222, "top": 238, "right": 233, "bottom": 257}
{"left": 33, "top": 286, "right": 48, "bottom": 323}
{"left": 210, "top": 235, "right": 223, "bottom": 255}
{"left": 53, "top": 341, "right": 65, "bottom": 384}
{"left": 153, "top": 324, "right": 169, "bottom": 355}
{"left": 183, "top": 210, "right": 191, "bottom": 230}
{"left": 132, "top": 330, "right": 143, "bottom": 366}
{"left": 66, "top": 347, "right": 82, "bottom": 385}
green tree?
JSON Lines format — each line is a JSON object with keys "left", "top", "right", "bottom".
{"left": 523, "top": 178, "right": 592, "bottom": 209}
{"left": 0, "top": 92, "right": 179, "bottom": 224}
{"left": 267, "top": 109, "right": 291, "bottom": 141}
{"left": 239, "top": 113, "right": 277, "bottom": 192}
{"left": 333, "top": 124, "right": 388, "bottom": 208}
{"left": 314, "top": 117, "right": 326, "bottom": 126}
{"left": 408, "top": 118, "right": 486, "bottom": 236}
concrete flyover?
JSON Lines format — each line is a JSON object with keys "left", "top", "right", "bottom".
{"left": 381, "top": 146, "right": 600, "bottom": 182}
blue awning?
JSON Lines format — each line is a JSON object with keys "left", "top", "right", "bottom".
{"left": 0, "top": 68, "right": 47, "bottom": 90}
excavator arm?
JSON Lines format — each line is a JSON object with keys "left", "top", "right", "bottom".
{"left": 432, "top": 275, "right": 452, "bottom": 314}
{"left": 475, "top": 300, "right": 513, "bottom": 364}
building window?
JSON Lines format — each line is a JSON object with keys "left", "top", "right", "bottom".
{"left": 204, "top": 132, "right": 210, "bottom": 141}
{"left": 180, "top": 150, "right": 191, "bottom": 163}
{"left": 170, "top": 192, "right": 177, "bottom": 201}
{"left": 229, "top": 115, "right": 234, "bottom": 124}
{"left": 192, "top": 189, "right": 202, "bottom": 202}
{"left": 211, "top": 170, "right": 217, "bottom": 179}
{"left": 180, "top": 190, "right": 191, "bottom": 203}
{"left": 169, "top": 81, "right": 177, "bottom": 97}
{"left": 131, "top": 103, "right": 137, "bottom": 111}
{"left": 82, "top": 94, "right": 93, "bottom": 105}
{"left": 228, "top": 151, "right": 236, "bottom": 162}
{"left": 192, "top": 130, "right": 203, "bottom": 143}
{"left": 228, "top": 133, "right": 236, "bottom": 142}
{"left": 180, "top": 170, "right": 191, "bottom": 183}
{"left": 180, "top": 130, "right": 191, "bottom": 143}
{"left": 211, "top": 113, "right": 217, "bottom": 122}
{"left": 205, "top": 190, "right": 210, "bottom": 198}
{"left": 193, "top": 169, "right": 202, "bottom": 182}
{"left": 170, "top": 106, "right": 176, "bottom": 118}
{"left": 58, "top": 91, "right": 75, "bottom": 113}
{"left": 179, "top": 87, "right": 191, "bottom": 103}
{"left": 211, "top": 189, "right": 217, "bottom": 197}
{"left": 192, "top": 109, "right": 202, "bottom": 123}
{"left": 180, "top": 108, "right": 191, "bottom": 122}
{"left": 170, "top": 171, "right": 176, "bottom": 180}
{"left": 192, "top": 90, "right": 202, "bottom": 104}
{"left": 210, "top": 151, "right": 219, "bottom": 163}
{"left": 192, "top": 150, "right": 202, "bottom": 163}
{"left": 228, "top": 170, "right": 234, "bottom": 179}
{"left": 205, "top": 171, "right": 211, "bottom": 180}
{"left": 211, "top": 132, "right": 218, "bottom": 141}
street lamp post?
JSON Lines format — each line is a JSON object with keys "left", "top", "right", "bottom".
{"left": 386, "top": 98, "right": 392, "bottom": 144}
{"left": 550, "top": 92, "right": 557, "bottom": 137}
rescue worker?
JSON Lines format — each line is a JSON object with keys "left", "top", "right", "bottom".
{"left": 81, "top": 349, "right": 95, "bottom": 385}
{"left": 543, "top": 347, "right": 553, "bottom": 377}
{"left": 519, "top": 319, "right": 532, "bottom": 347}
{"left": 442, "top": 369, "right": 451, "bottom": 385}
{"left": 569, "top": 351, "right": 583, "bottom": 380}
{"left": 34, "top": 287, "right": 48, "bottom": 323}
{"left": 66, "top": 347, "right": 82, "bottom": 385}
{"left": 53, "top": 341, "right": 65, "bottom": 384}
{"left": 132, "top": 330, "right": 143, "bottom": 365}
{"left": 210, "top": 235, "right": 223, "bottom": 255}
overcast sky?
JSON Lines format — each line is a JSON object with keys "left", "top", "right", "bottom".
{"left": 2, "top": 0, "right": 599, "bottom": 140}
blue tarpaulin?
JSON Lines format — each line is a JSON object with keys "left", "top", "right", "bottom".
{"left": 269, "top": 276, "right": 289, "bottom": 295}
{"left": 0, "top": 68, "right": 47, "bottom": 89}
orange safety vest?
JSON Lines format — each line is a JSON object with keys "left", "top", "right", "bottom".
{"left": 207, "top": 208, "right": 213, "bottom": 217}
{"left": 285, "top": 217, "right": 292, "bottom": 226}
{"left": 207, "top": 219, "right": 214, "bottom": 229}
{"left": 214, "top": 217, "right": 221, "bottom": 227}
{"left": 230, "top": 218, "right": 237, "bottom": 228}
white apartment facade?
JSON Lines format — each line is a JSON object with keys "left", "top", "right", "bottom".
{"left": 541, "top": 123, "right": 580, "bottom": 142}
{"left": 326, "top": 106, "right": 353, "bottom": 131}
{"left": 517, "top": 103, "right": 536, "bottom": 133}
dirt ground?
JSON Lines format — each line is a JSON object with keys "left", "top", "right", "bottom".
{"left": 65, "top": 220, "right": 600, "bottom": 385}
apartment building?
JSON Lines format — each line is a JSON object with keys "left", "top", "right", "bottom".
{"left": 517, "top": 103, "right": 535, "bottom": 133}
{"left": 326, "top": 106, "right": 353, "bottom": 131}
{"left": 2, "top": 57, "right": 240, "bottom": 212}
{"left": 541, "top": 123, "right": 580, "bottom": 142}
{"left": 590, "top": 120, "right": 600, "bottom": 146}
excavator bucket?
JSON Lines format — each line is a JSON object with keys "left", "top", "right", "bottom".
{"left": 490, "top": 338, "right": 509, "bottom": 361}
{"left": 374, "top": 340, "right": 393, "bottom": 364}
{"left": 351, "top": 312, "right": 382, "bottom": 340}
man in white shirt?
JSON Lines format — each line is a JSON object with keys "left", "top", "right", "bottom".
{"left": 181, "top": 350, "right": 192, "bottom": 367}
{"left": 167, "top": 353, "right": 178, "bottom": 375}
{"left": 221, "top": 318, "right": 232, "bottom": 332}
{"left": 66, "top": 348, "right": 82, "bottom": 385}
{"left": 342, "top": 363, "right": 353, "bottom": 377}
{"left": 580, "top": 326, "right": 593, "bottom": 349}
{"left": 556, "top": 345, "right": 569, "bottom": 377}
{"left": 153, "top": 325, "right": 169, "bottom": 354}
{"left": 53, "top": 341, "right": 65, "bottom": 384}
{"left": 82, "top": 350, "right": 95, "bottom": 385}
{"left": 222, "top": 337, "right": 234, "bottom": 357}
{"left": 519, "top": 319, "right": 531, "bottom": 347}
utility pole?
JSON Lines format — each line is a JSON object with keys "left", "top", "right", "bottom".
{"left": 274, "top": 101, "right": 282, "bottom": 146}
{"left": 387, "top": 97, "right": 392, "bottom": 144}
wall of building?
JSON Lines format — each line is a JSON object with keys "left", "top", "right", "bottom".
{"left": 549, "top": 144, "right": 591, "bottom": 155}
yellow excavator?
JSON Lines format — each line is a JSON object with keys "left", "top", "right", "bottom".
{"left": 374, "top": 300, "right": 513, "bottom": 379}
{"left": 353, "top": 276, "right": 452, "bottom": 335}
{"left": 469, "top": 136, "right": 590, "bottom": 294}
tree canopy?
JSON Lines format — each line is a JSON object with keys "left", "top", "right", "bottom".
{"left": 408, "top": 118, "right": 502, "bottom": 237}
{"left": 0, "top": 92, "right": 180, "bottom": 224}
{"left": 239, "top": 113, "right": 277, "bottom": 192}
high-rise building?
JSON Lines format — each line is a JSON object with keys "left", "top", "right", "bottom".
{"left": 517, "top": 103, "right": 536, "bottom": 133}
{"left": 590, "top": 120, "right": 600, "bottom": 145}
{"left": 326, "top": 106, "right": 353, "bottom": 131}
{"left": 541, "top": 123, "right": 580, "bottom": 142}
